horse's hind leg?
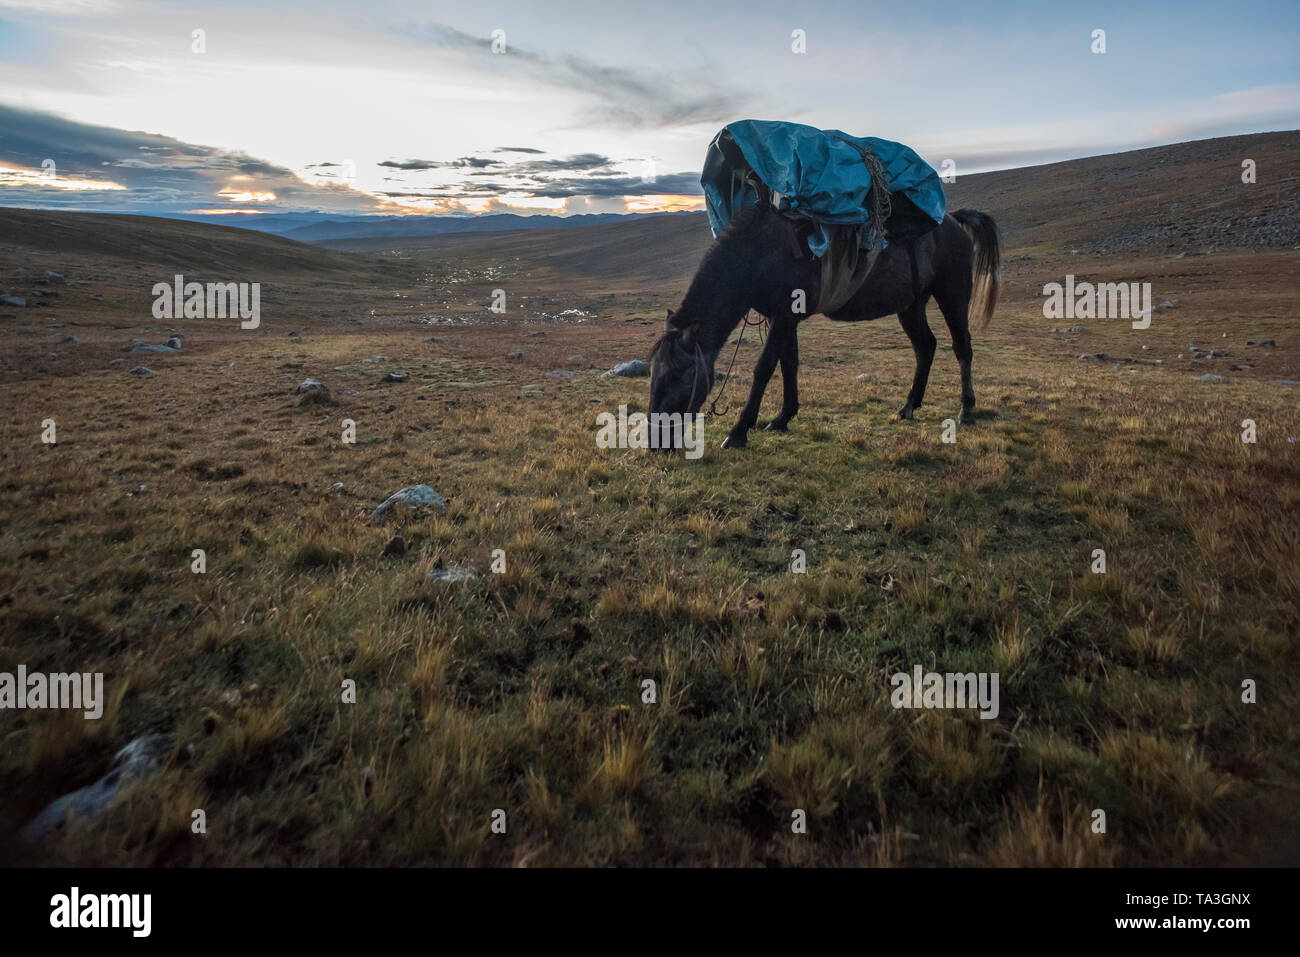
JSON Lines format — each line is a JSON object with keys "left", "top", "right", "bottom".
{"left": 897, "top": 300, "right": 936, "bottom": 420}
{"left": 764, "top": 331, "right": 799, "bottom": 432}
{"left": 935, "top": 287, "right": 976, "bottom": 425}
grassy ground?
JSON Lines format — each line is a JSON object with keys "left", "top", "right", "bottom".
{"left": 0, "top": 243, "right": 1297, "bottom": 866}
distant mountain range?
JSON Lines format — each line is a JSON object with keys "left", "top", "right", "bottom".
{"left": 163, "top": 210, "right": 694, "bottom": 243}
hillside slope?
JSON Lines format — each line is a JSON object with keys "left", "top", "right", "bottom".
{"left": 0, "top": 207, "right": 404, "bottom": 281}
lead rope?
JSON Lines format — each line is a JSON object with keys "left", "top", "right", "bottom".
{"left": 704, "top": 310, "right": 769, "bottom": 417}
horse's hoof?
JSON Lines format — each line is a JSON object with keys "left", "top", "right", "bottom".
{"left": 721, "top": 434, "right": 747, "bottom": 449}
{"left": 960, "top": 409, "right": 976, "bottom": 426}
{"left": 896, "top": 407, "right": 914, "bottom": 421}
{"left": 764, "top": 420, "right": 788, "bottom": 432}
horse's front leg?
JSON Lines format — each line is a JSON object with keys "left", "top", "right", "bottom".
{"left": 764, "top": 329, "right": 799, "bottom": 432}
{"left": 720, "top": 322, "right": 791, "bottom": 449}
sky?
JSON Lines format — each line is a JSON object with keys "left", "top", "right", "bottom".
{"left": 0, "top": 0, "right": 1297, "bottom": 218}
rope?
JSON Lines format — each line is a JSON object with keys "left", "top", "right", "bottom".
{"left": 704, "top": 310, "right": 769, "bottom": 417}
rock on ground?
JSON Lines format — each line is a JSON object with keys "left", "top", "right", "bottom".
{"left": 427, "top": 565, "right": 476, "bottom": 583}
{"left": 20, "top": 734, "right": 171, "bottom": 843}
{"left": 600, "top": 359, "right": 649, "bottom": 378}
{"left": 371, "top": 484, "right": 447, "bottom": 521}
{"left": 295, "top": 378, "right": 328, "bottom": 395}
{"left": 130, "top": 366, "right": 155, "bottom": 376}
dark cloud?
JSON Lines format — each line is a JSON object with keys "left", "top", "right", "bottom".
{"left": 378, "top": 156, "right": 503, "bottom": 170}
{"left": 512, "top": 153, "right": 613, "bottom": 172}
{"left": 409, "top": 24, "right": 750, "bottom": 130}
{"left": 375, "top": 170, "right": 701, "bottom": 202}
{"left": 0, "top": 104, "right": 386, "bottom": 214}
{"left": 494, "top": 146, "right": 545, "bottom": 154}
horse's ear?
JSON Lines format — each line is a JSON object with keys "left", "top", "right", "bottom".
{"left": 665, "top": 309, "right": 675, "bottom": 330}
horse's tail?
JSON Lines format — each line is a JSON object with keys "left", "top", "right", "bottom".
{"left": 953, "top": 209, "right": 1000, "bottom": 329}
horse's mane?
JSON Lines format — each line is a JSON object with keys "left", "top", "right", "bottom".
{"left": 649, "top": 202, "right": 789, "bottom": 367}
{"left": 670, "top": 202, "right": 781, "bottom": 332}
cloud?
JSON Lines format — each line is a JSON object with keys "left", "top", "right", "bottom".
{"left": 379, "top": 156, "right": 503, "bottom": 170}
{"left": 409, "top": 23, "right": 750, "bottom": 130}
{"left": 494, "top": 146, "right": 545, "bottom": 154}
{"left": 0, "top": 104, "right": 389, "bottom": 214}
{"left": 0, "top": 0, "right": 122, "bottom": 13}
{"left": 374, "top": 170, "right": 701, "bottom": 202}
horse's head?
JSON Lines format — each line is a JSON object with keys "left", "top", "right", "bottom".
{"left": 649, "top": 310, "right": 714, "bottom": 421}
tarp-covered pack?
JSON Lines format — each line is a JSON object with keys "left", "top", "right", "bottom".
{"left": 701, "top": 119, "right": 947, "bottom": 314}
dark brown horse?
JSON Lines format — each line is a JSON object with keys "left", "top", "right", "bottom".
{"left": 649, "top": 201, "right": 1000, "bottom": 449}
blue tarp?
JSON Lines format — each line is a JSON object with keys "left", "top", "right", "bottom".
{"left": 701, "top": 119, "right": 946, "bottom": 257}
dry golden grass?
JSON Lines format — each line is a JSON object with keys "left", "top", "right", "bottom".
{"left": 0, "top": 222, "right": 1297, "bottom": 867}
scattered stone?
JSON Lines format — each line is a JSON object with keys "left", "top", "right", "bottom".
{"left": 288, "top": 330, "right": 300, "bottom": 337}
{"left": 20, "top": 734, "right": 171, "bottom": 844}
{"left": 1208, "top": 349, "right": 1227, "bottom": 358}
{"left": 380, "top": 536, "right": 406, "bottom": 558}
{"left": 130, "top": 341, "right": 178, "bottom": 353}
{"left": 0, "top": 295, "right": 26, "bottom": 307}
{"left": 18, "top": 327, "right": 36, "bottom": 336}
{"left": 384, "top": 371, "right": 409, "bottom": 383}
{"left": 546, "top": 370, "right": 576, "bottom": 377}
{"left": 129, "top": 365, "right": 155, "bottom": 376}
{"left": 856, "top": 372, "right": 873, "bottom": 380}
{"left": 600, "top": 359, "right": 649, "bottom": 378}
{"left": 362, "top": 355, "right": 387, "bottom": 363}
{"left": 522, "top": 331, "right": 546, "bottom": 338}
{"left": 426, "top": 565, "right": 476, "bottom": 583}
{"left": 330, "top": 482, "right": 345, "bottom": 492}
{"left": 166, "top": 335, "right": 182, "bottom": 350}
{"left": 1271, "top": 380, "right": 1300, "bottom": 387}
{"left": 296, "top": 378, "right": 333, "bottom": 405}
{"left": 371, "top": 484, "right": 447, "bottom": 521}
{"left": 1078, "top": 353, "right": 1112, "bottom": 361}
{"left": 12, "top": 267, "right": 28, "bottom": 280}
{"left": 40, "top": 270, "right": 64, "bottom": 284}
{"left": 1247, "top": 338, "right": 1276, "bottom": 347}
{"left": 1160, "top": 300, "right": 1176, "bottom": 308}
{"left": 109, "top": 358, "right": 124, "bottom": 365}
{"left": 567, "top": 354, "right": 584, "bottom": 362}
{"left": 58, "top": 335, "right": 78, "bottom": 344}
{"left": 506, "top": 348, "right": 523, "bottom": 359}
{"left": 1141, "top": 345, "right": 1149, "bottom": 351}
{"left": 424, "top": 336, "right": 442, "bottom": 343}
{"left": 1197, "top": 373, "right": 1224, "bottom": 382}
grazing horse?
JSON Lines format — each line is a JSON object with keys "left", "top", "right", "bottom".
{"left": 648, "top": 201, "right": 1000, "bottom": 449}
